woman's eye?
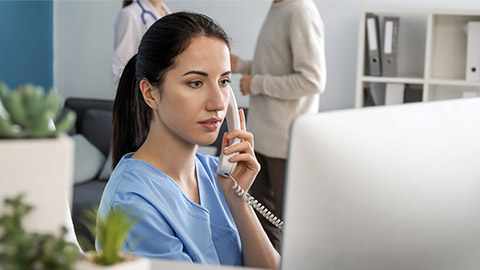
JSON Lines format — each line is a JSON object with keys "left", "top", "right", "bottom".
{"left": 189, "top": 81, "right": 203, "bottom": 88}
{"left": 220, "top": 79, "right": 231, "bottom": 87}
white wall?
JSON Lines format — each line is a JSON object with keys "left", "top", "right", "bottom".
{"left": 54, "top": 0, "right": 121, "bottom": 100}
{"left": 54, "top": 0, "right": 270, "bottom": 107}
{"left": 54, "top": 0, "right": 480, "bottom": 111}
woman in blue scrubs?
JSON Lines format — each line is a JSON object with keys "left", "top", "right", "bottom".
{"left": 98, "top": 12, "right": 280, "bottom": 268}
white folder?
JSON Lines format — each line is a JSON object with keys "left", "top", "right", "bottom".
{"left": 466, "top": 21, "right": 480, "bottom": 81}
{"left": 463, "top": 91, "right": 478, "bottom": 98}
{"left": 385, "top": 83, "right": 405, "bottom": 105}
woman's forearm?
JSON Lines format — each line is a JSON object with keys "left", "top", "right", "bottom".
{"left": 222, "top": 186, "right": 281, "bottom": 269}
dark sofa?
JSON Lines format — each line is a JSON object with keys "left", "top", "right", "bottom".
{"left": 65, "top": 98, "right": 114, "bottom": 249}
{"left": 65, "top": 97, "right": 246, "bottom": 249}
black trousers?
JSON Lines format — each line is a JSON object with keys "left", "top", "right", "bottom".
{"left": 249, "top": 151, "right": 286, "bottom": 253}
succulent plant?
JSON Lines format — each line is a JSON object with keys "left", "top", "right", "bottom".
{"left": 0, "top": 82, "right": 76, "bottom": 138}
{"left": 0, "top": 194, "right": 81, "bottom": 270}
{"left": 81, "top": 207, "right": 140, "bottom": 266}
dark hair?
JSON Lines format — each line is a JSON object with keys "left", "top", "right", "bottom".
{"left": 122, "top": 0, "right": 133, "bottom": 8}
{"left": 111, "top": 12, "right": 231, "bottom": 168}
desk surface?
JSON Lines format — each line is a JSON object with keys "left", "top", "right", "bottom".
{"left": 150, "top": 259, "right": 263, "bottom": 270}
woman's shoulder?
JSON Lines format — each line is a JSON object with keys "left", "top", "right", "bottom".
{"left": 117, "top": 2, "right": 141, "bottom": 21}
{"left": 195, "top": 152, "right": 219, "bottom": 170}
{"left": 106, "top": 154, "right": 170, "bottom": 196}
{"left": 194, "top": 153, "right": 221, "bottom": 188}
{"left": 122, "top": 2, "right": 141, "bottom": 13}
{"left": 113, "top": 153, "right": 158, "bottom": 177}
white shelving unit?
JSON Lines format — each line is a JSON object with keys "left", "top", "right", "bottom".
{"left": 355, "top": 9, "right": 480, "bottom": 108}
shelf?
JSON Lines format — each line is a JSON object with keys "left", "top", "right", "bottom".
{"left": 429, "top": 14, "right": 480, "bottom": 80}
{"left": 361, "top": 76, "right": 425, "bottom": 84}
{"left": 428, "top": 79, "right": 480, "bottom": 87}
{"left": 356, "top": 9, "right": 480, "bottom": 108}
{"left": 427, "top": 84, "right": 480, "bottom": 101}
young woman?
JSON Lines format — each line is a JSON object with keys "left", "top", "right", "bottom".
{"left": 98, "top": 12, "right": 280, "bottom": 268}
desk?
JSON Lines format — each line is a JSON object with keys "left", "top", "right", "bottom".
{"left": 150, "top": 259, "right": 263, "bottom": 270}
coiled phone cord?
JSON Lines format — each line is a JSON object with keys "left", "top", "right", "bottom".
{"left": 228, "top": 174, "right": 284, "bottom": 231}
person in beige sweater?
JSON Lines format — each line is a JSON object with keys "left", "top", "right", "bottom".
{"left": 231, "top": 0, "right": 326, "bottom": 251}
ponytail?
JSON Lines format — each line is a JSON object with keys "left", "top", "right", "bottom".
{"left": 122, "top": 0, "right": 133, "bottom": 8}
{"left": 111, "top": 54, "right": 152, "bottom": 168}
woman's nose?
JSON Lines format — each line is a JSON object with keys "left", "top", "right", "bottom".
{"left": 206, "top": 85, "right": 226, "bottom": 111}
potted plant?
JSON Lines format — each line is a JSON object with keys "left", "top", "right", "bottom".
{"left": 0, "top": 194, "right": 81, "bottom": 270}
{"left": 0, "top": 81, "right": 76, "bottom": 235}
{"left": 74, "top": 208, "right": 150, "bottom": 270}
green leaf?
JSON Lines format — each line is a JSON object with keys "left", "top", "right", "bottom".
{"left": 22, "top": 85, "right": 44, "bottom": 118}
{"left": 0, "top": 81, "right": 10, "bottom": 108}
{"left": 28, "top": 111, "right": 55, "bottom": 138}
{"left": 0, "top": 114, "right": 22, "bottom": 138}
{"left": 0, "top": 194, "right": 80, "bottom": 269}
{"left": 53, "top": 110, "right": 76, "bottom": 135}
{"left": 82, "top": 206, "right": 140, "bottom": 265}
{"left": 41, "top": 89, "right": 62, "bottom": 120}
{"left": 5, "top": 90, "right": 28, "bottom": 126}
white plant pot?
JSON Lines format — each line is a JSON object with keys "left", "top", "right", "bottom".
{"left": 74, "top": 252, "right": 151, "bottom": 270}
{"left": 0, "top": 135, "right": 74, "bottom": 235}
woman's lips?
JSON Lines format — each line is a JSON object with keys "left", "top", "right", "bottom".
{"left": 199, "top": 118, "right": 221, "bottom": 131}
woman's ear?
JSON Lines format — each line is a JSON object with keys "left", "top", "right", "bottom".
{"left": 139, "top": 79, "right": 159, "bottom": 110}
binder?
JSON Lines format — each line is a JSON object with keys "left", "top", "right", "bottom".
{"left": 382, "top": 17, "right": 400, "bottom": 77}
{"left": 403, "top": 84, "right": 423, "bottom": 103}
{"left": 363, "top": 87, "right": 376, "bottom": 106}
{"left": 466, "top": 21, "right": 480, "bottom": 81}
{"left": 365, "top": 83, "right": 385, "bottom": 106}
{"left": 366, "top": 13, "right": 382, "bottom": 76}
{"left": 385, "top": 83, "right": 405, "bottom": 105}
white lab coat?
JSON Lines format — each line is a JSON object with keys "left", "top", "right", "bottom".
{"left": 112, "top": 0, "right": 170, "bottom": 84}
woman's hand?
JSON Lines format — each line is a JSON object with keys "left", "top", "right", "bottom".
{"left": 239, "top": 75, "right": 252, "bottom": 96}
{"left": 217, "top": 109, "right": 260, "bottom": 194}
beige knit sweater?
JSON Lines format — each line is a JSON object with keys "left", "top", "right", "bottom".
{"left": 236, "top": 0, "right": 326, "bottom": 159}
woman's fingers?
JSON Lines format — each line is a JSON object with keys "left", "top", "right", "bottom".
{"left": 221, "top": 130, "right": 230, "bottom": 150}
{"left": 225, "top": 129, "right": 253, "bottom": 146}
{"left": 229, "top": 153, "right": 260, "bottom": 173}
{"left": 224, "top": 139, "right": 254, "bottom": 157}
{"left": 238, "top": 108, "right": 246, "bottom": 131}
{"left": 220, "top": 109, "right": 247, "bottom": 150}
{"left": 221, "top": 132, "right": 254, "bottom": 161}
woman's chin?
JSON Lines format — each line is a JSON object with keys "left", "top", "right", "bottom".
{"left": 196, "top": 135, "right": 218, "bottom": 147}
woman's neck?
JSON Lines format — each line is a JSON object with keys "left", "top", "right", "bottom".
{"left": 148, "top": 0, "right": 163, "bottom": 8}
{"left": 134, "top": 124, "right": 201, "bottom": 204}
{"left": 133, "top": 121, "right": 197, "bottom": 184}
{"left": 148, "top": 0, "right": 167, "bottom": 16}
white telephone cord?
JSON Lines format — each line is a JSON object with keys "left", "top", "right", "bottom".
{"left": 227, "top": 174, "right": 284, "bottom": 231}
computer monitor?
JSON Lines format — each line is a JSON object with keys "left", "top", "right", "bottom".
{"left": 282, "top": 98, "right": 480, "bottom": 270}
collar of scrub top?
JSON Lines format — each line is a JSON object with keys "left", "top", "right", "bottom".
{"left": 137, "top": 0, "right": 158, "bottom": 25}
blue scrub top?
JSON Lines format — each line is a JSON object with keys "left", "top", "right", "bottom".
{"left": 97, "top": 152, "right": 243, "bottom": 266}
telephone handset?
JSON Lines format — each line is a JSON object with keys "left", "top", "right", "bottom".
{"left": 217, "top": 87, "right": 241, "bottom": 177}
{"left": 217, "top": 88, "right": 284, "bottom": 231}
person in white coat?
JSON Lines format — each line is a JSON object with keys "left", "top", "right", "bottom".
{"left": 112, "top": 0, "right": 170, "bottom": 84}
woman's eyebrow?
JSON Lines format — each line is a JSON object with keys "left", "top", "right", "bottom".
{"left": 182, "top": 70, "right": 208, "bottom": 77}
{"left": 221, "top": 71, "right": 232, "bottom": 76}
{"left": 182, "top": 71, "right": 232, "bottom": 77}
